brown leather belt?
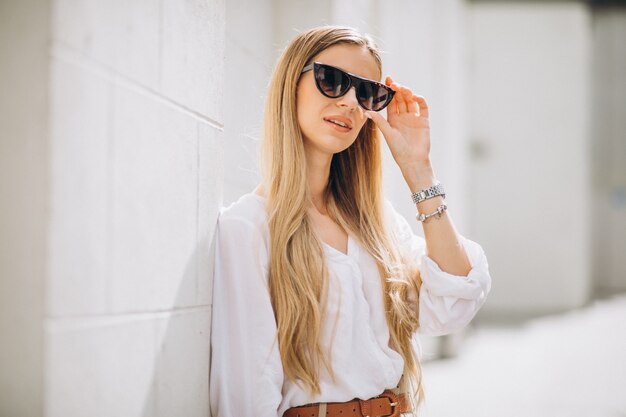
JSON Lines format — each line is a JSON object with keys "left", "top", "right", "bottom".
{"left": 282, "top": 389, "right": 410, "bottom": 417}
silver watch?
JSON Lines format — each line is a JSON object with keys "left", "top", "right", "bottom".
{"left": 411, "top": 182, "right": 445, "bottom": 205}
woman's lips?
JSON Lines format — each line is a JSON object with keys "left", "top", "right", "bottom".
{"left": 324, "top": 119, "right": 352, "bottom": 132}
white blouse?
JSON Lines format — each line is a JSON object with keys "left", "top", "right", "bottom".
{"left": 209, "top": 192, "right": 492, "bottom": 417}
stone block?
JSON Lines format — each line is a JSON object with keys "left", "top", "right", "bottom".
{"left": 111, "top": 86, "right": 198, "bottom": 312}
{"left": 154, "top": 308, "right": 211, "bottom": 416}
{"left": 52, "top": 0, "right": 160, "bottom": 89}
{"left": 47, "top": 57, "right": 112, "bottom": 317}
{"left": 161, "top": 0, "right": 225, "bottom": 120}
{"left": 45, "top": 316, "right": 157, "bottom": 416}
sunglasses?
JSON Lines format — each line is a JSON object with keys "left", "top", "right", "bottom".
{"left": 300, "top": 62, "right": 395, "bottom": 112}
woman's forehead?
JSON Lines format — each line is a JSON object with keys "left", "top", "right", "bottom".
{"left": 312, "top": 44, "right": 381, "bottom": 81}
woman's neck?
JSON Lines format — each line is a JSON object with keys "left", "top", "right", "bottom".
{"left": 255, "top": 144, "right": 334, "bottom": 214}
{"left": 304, "top": 143, "right": 333, "bottom": 214}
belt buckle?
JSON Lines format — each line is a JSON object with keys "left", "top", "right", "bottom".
{"left": 375, "top": 389, "right": 400, "bottom": 417}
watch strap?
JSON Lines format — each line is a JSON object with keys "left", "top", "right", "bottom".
{"left": 411, "top": 182, "right": 445, "bottom": 205}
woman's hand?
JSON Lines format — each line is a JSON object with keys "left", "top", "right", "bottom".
{"left": 365, "top": 78, "right": 472, "bottom": 276}
{"left": 364, "top": 76, "right": 433, "bottom": 183}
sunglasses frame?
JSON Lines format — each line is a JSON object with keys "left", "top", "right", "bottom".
{"left": 300, "top": 61, "right": 395, "bottom": 112}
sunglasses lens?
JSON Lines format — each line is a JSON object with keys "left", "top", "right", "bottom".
{"left": 311, "top": 63, "right": 393, "bottom": 111}
{"left": 315, "top": 64, "right": 350, "bottom": 97}
{"left": 357, "top": 82, "right": 392, "bottom": 111}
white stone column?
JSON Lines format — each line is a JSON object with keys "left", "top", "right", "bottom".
{"left": 223, "top": 0, "right": 275, "bottom": 205}
{"left": 1, "top": 1, "right": 226, "bottom": 415}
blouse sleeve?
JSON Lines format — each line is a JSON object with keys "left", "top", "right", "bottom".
{"left": 209, "top": 211, "right": 284, "bottom": 417}
{"left": 385, "top": 200, "right": 492, "bottom": 337}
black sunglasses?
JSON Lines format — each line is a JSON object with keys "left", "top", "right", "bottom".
{"left": 300, "top": 62, "right": 395, "bottom": 112}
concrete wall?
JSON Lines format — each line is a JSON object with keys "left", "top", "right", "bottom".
{"left": 1, "top": 0, "right": 225, "bottom": 415}
{"left": 223, "top": 0, "right": 275, "bottom": 205}
{"left": 467, "top": 1, "right": 592, "bottom": 319}
{"left": 44, "top": 1, "right": 225, "bottom": 414}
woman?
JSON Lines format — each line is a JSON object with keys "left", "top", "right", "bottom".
{"left": 209, "top": 25, "right": 492, "bottom": 417}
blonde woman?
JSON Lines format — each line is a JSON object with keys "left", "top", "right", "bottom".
{"left": 209, "top": 25, "right": 492, "bottom": 417}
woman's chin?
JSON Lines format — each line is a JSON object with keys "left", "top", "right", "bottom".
{"left": 305, "top": 135, "right": 357, "bottom": 156}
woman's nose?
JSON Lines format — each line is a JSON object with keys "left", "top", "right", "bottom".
{"left": 336, "top": 86, "right": 359, "bottom": 111}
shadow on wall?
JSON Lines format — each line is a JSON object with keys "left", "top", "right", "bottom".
{"left": 140, "top": 231, "right": 216, "bottom": 416}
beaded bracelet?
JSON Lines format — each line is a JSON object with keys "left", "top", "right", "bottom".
{"left": 415, "top": 203, "right": 448, "bottom": 223}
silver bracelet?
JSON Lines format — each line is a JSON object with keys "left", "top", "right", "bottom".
{"left": 415, "top": 203, "right": 448, "bottom": 222}
{"left": 411, "top": 182, "right": 445, "bottom": 205}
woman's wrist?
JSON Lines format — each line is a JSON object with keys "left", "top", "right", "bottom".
{"left": 401, "top": 160, "right": 437, "bottom": 192}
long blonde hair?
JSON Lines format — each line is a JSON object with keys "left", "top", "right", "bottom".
{"left": 261, "top": 25, "right": 425, "bottom": 410}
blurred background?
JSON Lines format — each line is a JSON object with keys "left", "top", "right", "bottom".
{"left": 1, "top": 0, "right": 625, "bottom": 416}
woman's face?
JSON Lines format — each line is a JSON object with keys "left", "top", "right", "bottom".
{"left": 296, "top": 43, "right": 381, "bottom": 156}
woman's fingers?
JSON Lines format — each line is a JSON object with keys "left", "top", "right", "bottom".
{"left": 410, "top": 94, "right": 421, "bottom": 115}
{"left": 414, "top": 95, "right": 429, "bottom": 118}
{"left": 385, "top": 76, "right": 428, "bottom": 118}
{"left": 404, "top": 89, "right": 418, "bottom": 113}
{"left": 365, "top": 110, "right": 394, "bottom": 140}
{"left": 398, "top": 86, "right": 412, "bottom": 113}
{"left": 386, "top": 76, "right": 404, "bottom": 114}
{"left": 387, "top": 84, "right": 398, "bottom": 115}
{"left": 391, "top": 83, "right": 407, "bottom": 113}
{"left": 386, "top": 76, "right": 400, "bottom": 115}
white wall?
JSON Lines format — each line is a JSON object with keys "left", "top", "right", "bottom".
{"left": 1, "top": 1, "right": 225, "bottom": 415}
{"left": 223, "top": 0, "right": 275, "bottom": 205}
{"left": 467, "top": 2, "right": 592, "bottom": 319}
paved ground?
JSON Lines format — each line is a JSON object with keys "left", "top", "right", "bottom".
{"left": 419, "top": 293, "right": 626, "bottom": 417}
